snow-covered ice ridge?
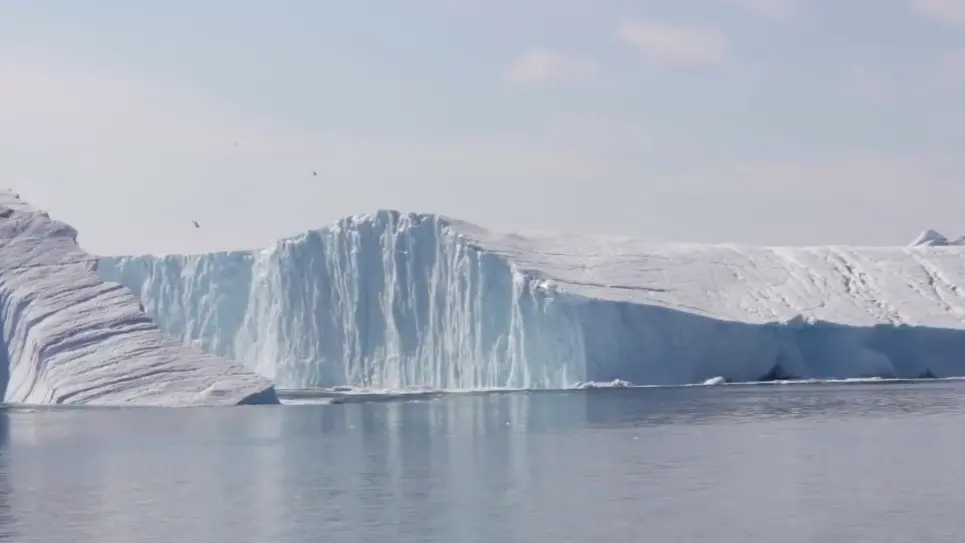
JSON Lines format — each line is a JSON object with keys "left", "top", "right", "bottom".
{"left": 97, "top": 210, "right": 965, "bottom": 390}
{"left": 0, "top": 190, "right": 277, "bottom": 405}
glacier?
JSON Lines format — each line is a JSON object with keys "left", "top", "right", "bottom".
{"left": 97, "top": 210, "right": 965, "bottom": 391}
{"left": 0, "top": 190, "right": 278, "bottom": 406}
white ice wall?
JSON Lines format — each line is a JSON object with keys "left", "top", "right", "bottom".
{"left": 99, "top": 212, "right": 583, "bottom": 389}
{"left": 99, "top": 211, "right": 965, "bottom": 390}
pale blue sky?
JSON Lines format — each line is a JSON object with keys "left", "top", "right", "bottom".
{"left": 2, "top": 0, "right": 964, "bottom": 254}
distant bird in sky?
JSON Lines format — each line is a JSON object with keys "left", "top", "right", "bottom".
{"left": 312, "top": 170, "right": 317, "bottom": 176}
{"left": 192, "top": 220, "right": 200, "bottom": 228}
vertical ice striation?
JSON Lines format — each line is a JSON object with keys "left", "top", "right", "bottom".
{"left": 100, "top": 212, "right": 965, "bottom": 390}
{"left": 99, "top": 211, "right": 585, "bottom": 390}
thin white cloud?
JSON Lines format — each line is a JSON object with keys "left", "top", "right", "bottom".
{"left": 0, "top": 46, "right": 608, "bottom": 174}
{"left": 618, "top": 20, "right": 728, "bottom": 67}
{"left": 505, "top": 48, "right": 603, "bottom": 87}
{"left": 727, "top": 0, "right": 799, "bottom": 21}
{"left": 934, "top": 49, "right": 965, "bottom": 88}
{"left": 838, "top": 63, "right": 898, "bottom": 104}
{"left": 413, "top": 0, "right": 595, "bottom": 18}
{"left": 537, "top": 112, "right": 653, "bottom": 155}
{"left": 707, "top": 155, "right": 958, "bottom": 201}
{"left": 835, "top": 54, "right": 965, "bottom": 102}
{"left": 910, "top": 0, "right": 965, "bottom": 28}
{"left": 0, "top": 47, "right": 624, "bottom": 254}
{"left": 0, "top": 49, "right": 242, "bottom": 154}
{"left": 661, "top": 153, "right": 965, "bottom": 245}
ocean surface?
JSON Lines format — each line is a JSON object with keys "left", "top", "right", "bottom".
{"left": 2, "top": 381, "right": 965, "bottom": 542}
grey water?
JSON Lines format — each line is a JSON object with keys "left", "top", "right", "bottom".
{"left": 2, "top": 382, "right": 965, "bottom": 542}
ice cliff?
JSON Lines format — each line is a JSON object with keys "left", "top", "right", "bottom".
{"left": 97, "top": 212, "right": 965, "bottom": 390}
{"left": 0, "top": 191, "right": 277, "bottom": 405}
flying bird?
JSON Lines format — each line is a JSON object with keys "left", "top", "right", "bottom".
{"left": 192, "top": 220, "right": 200, "bottom": 228}
{"left": 312, "top": 170, "right": 318, "bottom": 176}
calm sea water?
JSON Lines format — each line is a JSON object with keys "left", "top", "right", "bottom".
{"left": 2, "top": 382, "right": 965, "bottom": 542}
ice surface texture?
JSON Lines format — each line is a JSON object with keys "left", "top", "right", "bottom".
{"left": 99, "top": 212, "right": 965, "bottom": 390}
{"left": 0, "top": 191, "right": 277, "bottom": 405}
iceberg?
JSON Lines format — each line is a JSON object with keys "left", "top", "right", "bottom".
{"left": 909, "top": 229, "right": 965, "bottom": 247}
{"left": 97, "top": 211, "right": 965, "bottom": 390}
{"left": 0, "top": 190, "right": 278, "bottom": 406}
